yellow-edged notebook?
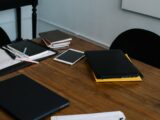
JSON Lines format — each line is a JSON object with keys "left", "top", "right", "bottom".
{"left": 85, "top": 49, "right": 143, "bottom": 82}
{"left": 92, "top": 53, "right": 142, "bottom": 82}
{"left": 93, "top": 72, "right": 142, "bottom": 82}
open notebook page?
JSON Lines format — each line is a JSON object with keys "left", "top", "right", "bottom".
{"left": 51, "top": 111, "right": 126, "bottom": 120}
{"left": 0, "top": 48, "right": 20, "bottom": 70}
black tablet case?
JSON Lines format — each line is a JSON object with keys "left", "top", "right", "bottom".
{"left": 85, "top": 49, "right": 143, "bottom": 79}
{"left": 0, "top": 74, "right": 69, "bottom": 120}
{"left": 56, "top": 49, "right": 84, "bottom": 63}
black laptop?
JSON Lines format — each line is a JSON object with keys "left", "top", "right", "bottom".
{"left": 0, "top": 74, "right": 69, "bottom": 120}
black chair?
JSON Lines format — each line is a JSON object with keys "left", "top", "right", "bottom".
{"left": 0, "top": 27, "right": 11, "bottom": 47}
{"left": 110, "top": 28, "right": 160, "bottom": 68}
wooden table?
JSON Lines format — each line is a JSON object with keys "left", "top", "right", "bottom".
{"left": 0, "top": 37, "right": 160, "bottom": 120}
{"left": 0, "top": 0, "right": 38, "bottom": 41}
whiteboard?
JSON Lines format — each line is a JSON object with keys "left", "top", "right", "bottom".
{"left": 122, "top": 0, "right": 160, "bottom": 19}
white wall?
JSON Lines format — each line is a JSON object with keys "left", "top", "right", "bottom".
{"left": 37, "top": 0, "right": 160, "bottom": 47}
{"left": 0, "top": 6, "right": 32, "bottom": 41}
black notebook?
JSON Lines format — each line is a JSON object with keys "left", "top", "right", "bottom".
{"left": 7, "top": 40, "right": 50, "bottom": 57}
{"left": 85, "top": 49, "right": 143, "bottom": 79}
{"left": 0, "top": 74, "right": 69, "bottom": 120}
{"left": 39, "top": 30, "right": 72, "bottom": 44}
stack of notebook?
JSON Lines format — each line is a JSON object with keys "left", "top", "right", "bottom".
{"left": 39, "top": 30, "right": 72, "bottom": 49}
{"left": 85, "top": 49, "right": 143, "bottom": 82}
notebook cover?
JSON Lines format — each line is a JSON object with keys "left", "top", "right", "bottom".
{"left": 7, "top": 40, "right": 48, "bottom": 56}
{"left": 85, "top": 49, "right": 143, "bottom": 79}
{"left": 0, "top": 61, "right": 31, "bottom": 76}
{"left": 0, "top": 74, "right": 69, "bottom": 120}
{"left": 39, "top": 30, "right": 72, "bottom": 43}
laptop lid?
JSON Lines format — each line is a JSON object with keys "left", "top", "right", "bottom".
{"left": 0, "top": 74, "right": 69, "bottom": 120}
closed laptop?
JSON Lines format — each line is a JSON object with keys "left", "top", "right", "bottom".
{"left": 0, "top": 74, "right": 69, "bottom": 120}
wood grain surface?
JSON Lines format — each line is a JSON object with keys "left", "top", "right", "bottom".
{"left": 0, "top": 37, "right": 160, "bottom": 120}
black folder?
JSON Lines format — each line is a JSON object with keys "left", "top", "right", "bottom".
{"left": 85, "top": 49, "right": 143, "bottom": 79}
{"left": 0, "top": 74, "right": 69, "bottom": 120}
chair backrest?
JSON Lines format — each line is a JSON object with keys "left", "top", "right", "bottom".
{"left": 110, "top": 28, "right": 160, "bottom": 68}
{"left": 0, "top": 27, "right": 11, "bottom": 47}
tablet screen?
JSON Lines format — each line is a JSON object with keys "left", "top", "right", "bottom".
{"left": 54, "top": 49, "right": 84, "bottom": 65}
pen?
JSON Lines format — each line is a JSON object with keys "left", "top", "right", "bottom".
{"left": 2, "top": 46, "right": 39, "bottom": 64}
{"left": 3, "top": 46, "right": 27, "bottom": 58}
{"left": 23, "top": 47, "right": 27, "bottom": 54}
{"left": 15, "top": 57, "right": 39, "bottom": 64}
{"left": 2, "top": 46, "right": 16, "bottom": 59}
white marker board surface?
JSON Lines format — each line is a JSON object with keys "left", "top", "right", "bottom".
{"left": 122, "top": 0, "right": 160, "bottom": 19}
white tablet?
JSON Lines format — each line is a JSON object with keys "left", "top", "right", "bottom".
{"left": 54, "top": 49, "right": 84, "bottom": 65}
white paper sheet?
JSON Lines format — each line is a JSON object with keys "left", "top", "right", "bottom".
{"left": 0, "top": 49, "right": 20, "bottom": 70}
{"left": 51, "top": 111, "right": 126, "bottom": 120}
{"left": 0, "top": 48, "right": 56, "bottom": 70}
